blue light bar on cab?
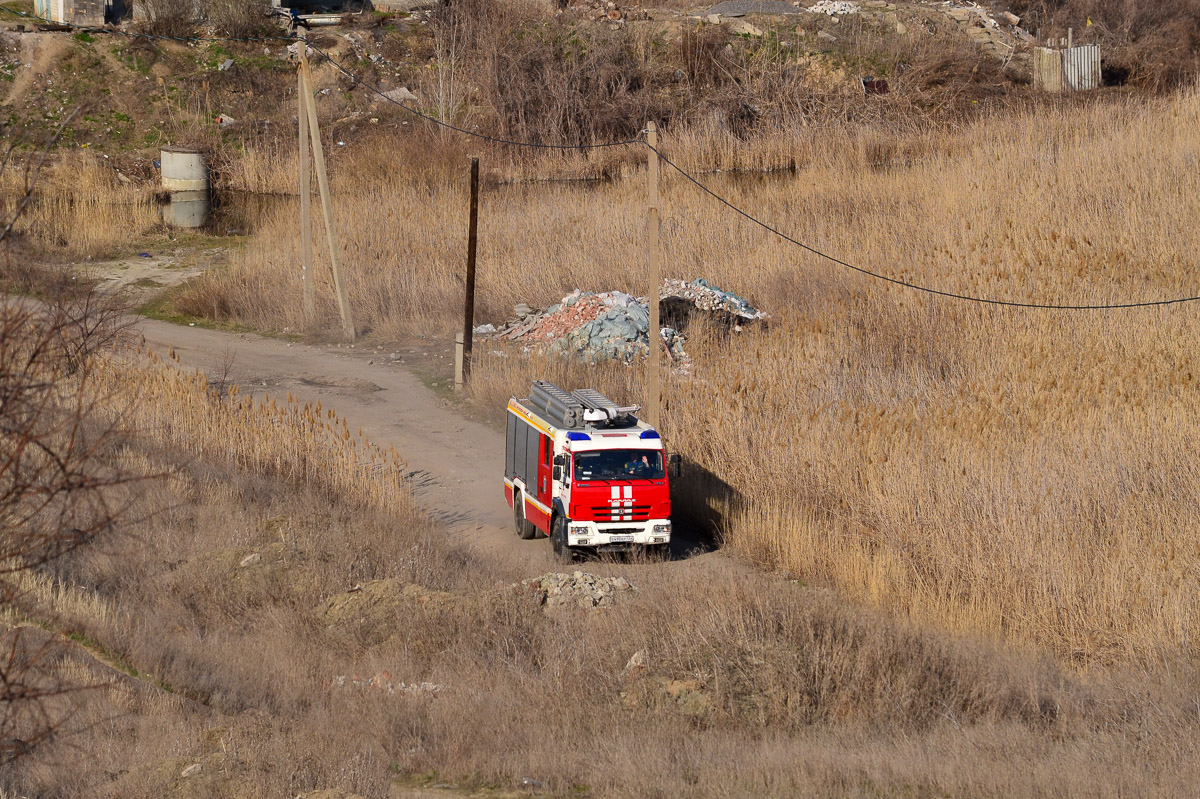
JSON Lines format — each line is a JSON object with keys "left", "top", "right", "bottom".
{"left": 640, "top": 430, "right": 661, "bottom": 440}
{"left": 566, "top": 431, "right": 591, "bottom": 441}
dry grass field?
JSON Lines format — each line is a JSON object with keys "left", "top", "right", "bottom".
{"left": 178, "top": 89, "right": 1200, "bottom": 667}
{"left": 3, "top": 341, "right": 1197, "bottom": 798}
{"left": 5, "top": 4, "right": 1200, "bottom": 795}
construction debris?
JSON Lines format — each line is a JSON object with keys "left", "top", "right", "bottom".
{"left": 939, "top": 1, "right": 1037, "bottom": 61}
{"left": 382, "top": 87, "right": 419, "bottom": 104}
{"left": 520, "top": 571, "right": 636, "bottom": 610}
{"left": 658, "top": 278, "right": 769, "bottom": 329}
{"left": 806, "top": 1, "right": 860, "bottom": 15}
{"left": 480, "top": 279, "right": 768, "bottom": 368}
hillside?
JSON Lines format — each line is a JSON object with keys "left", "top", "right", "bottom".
{"left": 4, "top": 1, "right": 1200, "bottom": 797}
{"left": 0, "top": 0, "right": 1146, "bottom": 193}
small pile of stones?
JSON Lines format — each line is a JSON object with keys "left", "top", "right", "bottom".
{"left": 806, "top": 1, "right": 860, "bottom": 16}
{"left": 520, "top": 571, "right": 637, "bottom": 610}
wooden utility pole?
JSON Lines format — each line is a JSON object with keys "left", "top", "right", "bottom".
{"left": 300, "top": 56, "right": 355, "bottom": 341}
{"left": 298, "top": 44, "right": 314, "bottom": 321}
{"left": 457, "top": 157, "right": 480, "bottom": 390}
{"left": 645, "top": 121, "right": 661, "bottom": 427}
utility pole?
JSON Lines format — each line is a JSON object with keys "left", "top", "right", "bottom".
{"left": 298, "top": 41, "right": 314, "bottom": 321}
{"left": 645, "top": 121, "right": 661, "bottom": 427}
{"left": 300, "top": 56, "right": 355, "bottom": 341}
{"left": 456, "top": 157, "right": 480, "bottom": 391}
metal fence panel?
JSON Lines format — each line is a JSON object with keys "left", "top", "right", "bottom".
{"left": 1063, "top": 44, "right": 1101, "bottom": 91}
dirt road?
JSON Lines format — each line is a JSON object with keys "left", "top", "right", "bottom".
{"left": 138, "top": 319, "right": 556, "bottom": 576}
{"left": 137, "top": 319, "right": 720, "bottom": 576}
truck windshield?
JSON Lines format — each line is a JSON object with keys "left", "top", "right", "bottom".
{"left": 574, "top": 449, "right": 665, "bottom": 481}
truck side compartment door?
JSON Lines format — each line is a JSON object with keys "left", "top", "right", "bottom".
{"left": 504, "top": 411, "right": 518, "bottom": 506}
{"left": 536, "top": 434, "right": 554, "bottom": 528}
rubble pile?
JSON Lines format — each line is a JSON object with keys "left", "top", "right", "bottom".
{"left": 572, "top": 1, "right": 649, "bottom": 23}
{"left": 658, "top": 278, "right": 770, "bottom": 328}
{"left": 485, "top": 289, "right": 684, "bottom": 364}
{"left": 941, "top": 2, "right": 1035, "bottom": 57}
{"left": 520, "top": 571, "right": 636, "bottom": 610}
{"left": 480, "top": 279, "right": 767, "bottom": 367}
{"left": 806, "top": 1, "right": 860, "bottom": 15}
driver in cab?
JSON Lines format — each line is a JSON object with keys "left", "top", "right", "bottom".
{"left": 623, "top": 452, "right": 651, "bottom": 478}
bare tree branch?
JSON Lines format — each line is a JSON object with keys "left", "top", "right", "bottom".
{"left": 0, "top": 107, "right": 83, "bottom": 245}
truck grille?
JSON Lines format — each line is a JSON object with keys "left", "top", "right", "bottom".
{"left": 601, "top": 527, "right": 642, "bottom": 536}
{"left": 591, "top": 505, "right": 652, "bottom": 522}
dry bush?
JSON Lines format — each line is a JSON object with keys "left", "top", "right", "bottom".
{"left": 415, "top": 0, "right": 1002, "bottom": 150}
{"left": 136, "top": 0, "right": 199, "bottom": 39}
{"left": 0, "top": 293, "right": 140, "bottom": 763}
{"left": 205, "top": 0, "right": 273, "bottom": 39}
{"left": 430, "top": 0, "right": 673, "bottom": 146}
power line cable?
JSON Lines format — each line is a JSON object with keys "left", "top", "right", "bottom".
{"left": 648, "top": 143, "right": 1200, "bottom": 310}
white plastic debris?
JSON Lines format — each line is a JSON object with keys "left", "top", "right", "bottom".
{"left": 806, "top": 1, "right": 859, "bottom": 15}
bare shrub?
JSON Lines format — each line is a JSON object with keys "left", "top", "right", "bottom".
{"left": 0, "top": 295, "right": 139, "bottom": 763}
{"left": 136, "top": 0, "right": 199, "bottom": 39}
{"left": 205, "top": 0, "right": 273, "bottom": 39}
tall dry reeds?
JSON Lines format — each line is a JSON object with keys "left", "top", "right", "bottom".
{"left": 95, "top": 347, "right": 412, "bottom": 516}
{"left": 182, "top": 88, "right": 1200, "bottom": 665}
{"left": 1, "top": 152, "right": 159, "bottom": 259}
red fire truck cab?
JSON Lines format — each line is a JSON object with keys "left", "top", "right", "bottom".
{"left": 504, "top": 381, "right": 679, "bottom": 561}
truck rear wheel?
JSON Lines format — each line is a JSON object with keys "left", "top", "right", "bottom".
{"left": 514, "top": 493, "right": 537, "bottom": 540}
{"left": 551, "top": 515, "right": 575, "bottom": 563}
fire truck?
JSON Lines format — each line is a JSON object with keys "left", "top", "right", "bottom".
{"left": 504, "top": 381, "right": 680, "bottom": 561}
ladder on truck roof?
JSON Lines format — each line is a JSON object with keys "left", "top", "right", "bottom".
{"left": 527, "top": 381, "right": 640, "bottom": 429}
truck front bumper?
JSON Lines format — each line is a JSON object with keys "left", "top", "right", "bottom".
{"left": 567, "top": 519, "right": 670, "bottom": 548}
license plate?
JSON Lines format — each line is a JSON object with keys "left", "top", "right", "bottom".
{"left": 608, "top": 535, "right": 635, "bottom": 543}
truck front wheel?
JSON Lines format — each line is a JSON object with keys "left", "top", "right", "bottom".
{"left": 514, "top": 493, "right": 538, "bottom": 540}
{"left": 551, "top": 515, "right": 574, "bottom": 563}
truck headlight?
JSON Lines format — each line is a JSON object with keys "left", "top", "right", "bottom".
{"left": 653, "top": 523, "right": 670, "bottom": 534}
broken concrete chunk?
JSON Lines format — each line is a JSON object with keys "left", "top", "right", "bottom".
{"left": 728, "top": 19, "right": 764, "bottom": 37}
{"left": 382, "top": 86, "right": 419, "bottom": 104}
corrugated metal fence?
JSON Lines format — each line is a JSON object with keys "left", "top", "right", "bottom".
{"left": 1034, "top": 45, "right": 1102, "bottom": 92}
{"left": 1063, "top": 45, "right": 1101, "bottom": 90}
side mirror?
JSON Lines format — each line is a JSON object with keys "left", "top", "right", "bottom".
{"left": 553, "top": 454, "right": 567, "bottom": 467}
{"left": 553, "top": 465, "right": 563, "bottom": 482}
{"left": 668, "top": 453, "right": 682, "bottom": 478}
